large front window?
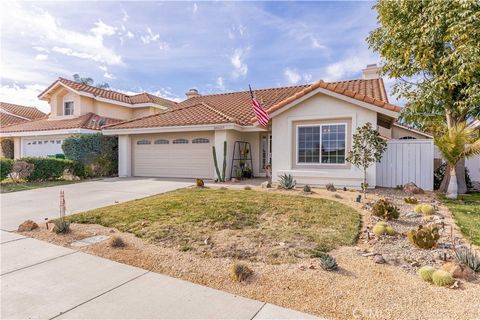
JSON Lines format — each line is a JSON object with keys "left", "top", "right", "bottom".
{"left": 297, "top": 123, "right": 346, "bottom": 164}
{"left": 64, "top": 101, "right": 74, "bottom": 115}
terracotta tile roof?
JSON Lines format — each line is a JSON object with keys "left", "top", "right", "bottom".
{"left": 0, "top": 113, "right": 121, "bottom": 133}
{"left": 0, "top": 102, "right": 47, "bottom": 128}
{"left": 105, "top": 78, "right": 400, "bottom": 130}
{"left": 38, "top": 78, "right": 177, "bottom": 108}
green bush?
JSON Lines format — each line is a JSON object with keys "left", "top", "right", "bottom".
{"left": 18, "top": 157, "right": 85, "bottom": 181}
{"left": 62, "top": 133, "right": 118, "bottom": 177}
{"left": 0, "top": 158, "right": 14, "bottom": 180}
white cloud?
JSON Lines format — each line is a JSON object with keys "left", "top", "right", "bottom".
{"left": 192, "top": 3, "right": 198, "bottom": 14}
{"left": 90, "top": 20, "right": 116, "bottom": 38}
{"left": 284, "top": 68, "right": 312, "bottom": 84}
{"left": 0, "top": 84, "right": 50, "bottom": 112}
{"left": 322, "top": 54, "right": 372, "bottom": 81}
{"left": 140, "top": 27, "right": 160, "bottom": 44}
{"left": 230, "top": 48, "right": 248, "bottom": 79}
{"left": 126, "top": 31, "right": 134, "bottom": 39}
{"left": 103, "top": 72, "right": 115, "bottom": 79}
{"left": 121, "top": 8, "right": 129, "bottom": 22}
{"left": 33, "top": 46, "right": 49, "bottom": 53}
{"left": 287, "top": 22, "right": 328, "bottom": 51}
{"left": 216, "top": 77, "right": 225, "bottom": 90}
{"left": 52, "top": 46, "right": 106, "bottom": 63}
{"left": 35, "top": 54, "right": 48, "bottom": 61}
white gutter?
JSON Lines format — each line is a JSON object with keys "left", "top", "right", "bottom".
{"left": 0, "top": 128, "right": 98, "bottom": 137}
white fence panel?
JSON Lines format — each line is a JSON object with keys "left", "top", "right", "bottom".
{"left": 376, "top": 139, "right": 434, "bottom": 191}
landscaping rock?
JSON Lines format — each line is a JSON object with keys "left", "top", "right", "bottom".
{"left": 405, "top": 212, "right": 421, "bottom": 218}
{"left": 373, "top": 255, "right": 386, "bottom": 264}
{"left": 441, "top": 262, "right": 476, "bottom": 281}
{"left": 261, "top": 181, "right": 271, "bottom": 188}
{"left": 17, "top": 220, "right": 39, "bottom": 232}
{"left": 403, "top": 182, "right": 424, "bottom": 194}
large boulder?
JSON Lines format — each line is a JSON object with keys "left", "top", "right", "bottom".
{"left": 17, "top": 220, "right": 39, "bottom": 232}
{"left": 403, "top": 182, "right": 425, "bottom": 194}
{"left": 441, "top": 262, "right": 476, "bottom": 281}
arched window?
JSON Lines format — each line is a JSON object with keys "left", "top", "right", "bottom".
{"left": 154, "top": 139, "right": 169, "bottom": 145}
{"left": 399, "top": 136, "right": 417, "bottom": 140}
{"left": 173, "top": 139, "right": 189, "bottom": 144}
{"left": 192, "top": 138, "right": 210, "bottom": 144}
{"left": 136, "top": 139, "right": 151, "bottom": 145}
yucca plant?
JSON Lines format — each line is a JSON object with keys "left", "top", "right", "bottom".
{"left": 318, "top": 253, "right": 338, "bottom": 271}
{"left": 434, "top": 123, "right": 480, "bottom": 199}
{"left": 279, "top": 173, "right": 296, "bottom": 189}
{"left": 454, "top": 247, "right": 480, "bottom": 272}
{"left": 52, "top": 218, "right": 70, "bottom": 234}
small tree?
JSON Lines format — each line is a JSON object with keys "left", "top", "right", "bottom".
{"left": 346, "top": 123, "right": 387, "bottom": 197}
{"left": 1, "top": 139, "right": 14, "bottom": 159}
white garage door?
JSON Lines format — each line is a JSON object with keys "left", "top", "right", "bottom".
{"left": 23, "top": 138, "right": 64, "bottom": 157}
{"left": 133, "top": 134, "right": 214, "bottom": 179}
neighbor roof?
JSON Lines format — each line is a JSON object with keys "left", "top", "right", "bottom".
{"left": 0, "top": 102, "right": 47, "bottom": 128}
{"left": 38, "top": 78, "right": 177, "bottom": 108}
{"left": 0, "top": 112, "right": 121, "bottom": 133}
{"left": 105, "top": 78, "right": 400, "bottom": 130}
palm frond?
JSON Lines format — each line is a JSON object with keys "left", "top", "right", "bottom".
{"left": 434, "top": 122, "right": 480, "bottom": 167}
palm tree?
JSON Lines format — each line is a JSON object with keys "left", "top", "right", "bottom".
{"left": 434, "top": 123, "right": 480, "bottom": 199}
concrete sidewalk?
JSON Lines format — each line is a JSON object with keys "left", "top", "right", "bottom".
{"left": 0, "top": 231, "right": 318, "bottom": 319}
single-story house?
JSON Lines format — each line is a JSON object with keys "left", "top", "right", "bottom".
{"left": 0, "top": 78, "right": 176, "bottom": 158}
{"left": 103, "top": 64, "right": 431, "bottom": 188}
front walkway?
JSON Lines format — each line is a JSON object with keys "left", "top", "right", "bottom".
{"left": 0, "top": 177, "right": 193, "bottom": 231}
{"left": 0, "top": 231, "right": 317, "bottom": 319}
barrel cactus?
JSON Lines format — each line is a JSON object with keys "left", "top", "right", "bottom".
{"left": 414, "top": 204, "right": 423, "bottom": 214}
{"left": 418, "top": 266, "right": 436, "bottom": 282}
{"left": 372, "top": 221, "right": 395, "bottom": 236}
{"left": 431, "top": 270, "right": 454, "bottom": 287}
{"left": 407, "top": 225, "right": 440, "bottom": 249}
{"left": 421, "top": 204, "right": 435, "bottom": 215}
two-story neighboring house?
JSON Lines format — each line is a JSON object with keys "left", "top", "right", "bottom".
{"left": 0, "top": 78, "right": 176, "bottom": 158}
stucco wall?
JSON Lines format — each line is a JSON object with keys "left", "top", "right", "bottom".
{"left": 271, "top": 92, "right": 378, "bottom": 188}
{"left": 392, "top": 125, "right": 431, "bottom": 140}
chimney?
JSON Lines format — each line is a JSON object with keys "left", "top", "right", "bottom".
{"left": 362, "top": 64, "right": 381, "bottom": 80}
{"left": 185, "top": 88, "right": 200, "bottom": 99}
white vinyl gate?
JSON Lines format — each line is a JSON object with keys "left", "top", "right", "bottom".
{"left": 376, "top": 139, "right": 434, "bottom": 191}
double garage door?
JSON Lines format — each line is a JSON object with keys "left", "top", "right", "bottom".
{"left": 23, "top": 138, "right": 64, "bottom": 157}
{"left": 133, "top": 133, "right": 214, "bottom": 179}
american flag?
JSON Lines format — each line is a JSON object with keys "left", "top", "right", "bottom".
{"left": 249, "top": 85, "right": 270, "bottom": 127}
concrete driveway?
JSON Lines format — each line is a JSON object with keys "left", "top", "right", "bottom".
{"left": 0, "top": 177, "right": 192, "bottom": 231}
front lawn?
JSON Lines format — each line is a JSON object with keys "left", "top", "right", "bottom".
{"left": 69, "top": 188, "right": 360, "bottom": 262}
{"left": 442, "top": 193, "right": 480, "bottom": 246}
{"left": 0, "top": 180, "right": 79, "bottom": 193}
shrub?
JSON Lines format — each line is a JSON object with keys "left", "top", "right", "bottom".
{"left": 372, "top": 198, "right": 400, "bottom": 220}
{"left": 1, "top": 139, "right": 14, "bottom": 159}
{"left": 318, "top": 253, "right": 338, "bottom": 271}
{"left": 407, "top": 225, "right": 440, "bottom": 249}
{"left": 110, "top": 236, "right": 126, "bottom": 248}
{"left": 325, "top": 183, "right": 336, "bottom": 192}
{"left": 421, "top": 204, "right": 435, "bottom": 215}
{"left": 414, "top": 204, "right": 423, "bottom": 214}
{"left": 52, "top": 218, "right": 70, "bottom": 234}
{"left": 17, "top": 158, "right": 85, "bottom": 181}
{"left": 372, "top": 221, "right": 395, "bottom": 236}
{"left": 454, "top": 247, "right": 480, "bottom": 272}
{"left": 244, "top": 186, "right": 252, "bottom": 190}
{"left": 418, "top": 266, "right": 436, "bottom": 282}
{"left": 404, "top": 196, "right": 418, "bottom": 204}
{"left": 0, "top": 158, "right": 14, "bottom": 180}
{"left": 229, "top": 262, "right": 253, "bottom": 282}
{"left": 431, "top": 270, "right": 454, "bottom": 287}
{"left": 303, "top": 184, "right": 311, "bottom": 193}
{"left": 196, "top": 178, "right": 204, "bottom": 187}
{"left": 62, "top": 133, "right": 118, "bottom": 177}
{"left": 12, "top": 161, "right": 35, "bottom": 181}
{"left": 278, "top": 174, "right": 296, "bottom": 189}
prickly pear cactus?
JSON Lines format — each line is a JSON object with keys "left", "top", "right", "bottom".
{"left": 407, "top": 225, "right": 440, "bottom": 249}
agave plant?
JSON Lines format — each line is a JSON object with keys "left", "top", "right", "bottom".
{"left": 454, "top": 246, "right": 480, "bottom": 272}
{"left": 434, "top": 123, "right": 480, "bottom": 199}
{"left": 279, "top": 174, "right": 296, "bottom": 189}
{"left": 319, "top": 253, "right": 338, "bottom": 271}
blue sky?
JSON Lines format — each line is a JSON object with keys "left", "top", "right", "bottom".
{"left": 1, "top": 1, "right": 389, "bottom": 112}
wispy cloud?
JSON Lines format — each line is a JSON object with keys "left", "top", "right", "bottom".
{"left": 192, "top": 3, "right": 198, "bottom": 14}
{"left": 121, "top": 8, "right": 129, "bottom": 22}
{"left": 140, "top": 27, "right": 160, "bottom": 44}
{"left": 284, "top": 68, "right": 312, "bottom": 84}
{"left": 216, "top": 76, "right": 225, "bottom": 91}
{"left": 35, "top": 54, "right": 48, "bottom": 61}
{"left": 0, "top": 84, "right": 50, "bottom": 112}
{"left": 230, "top": 48, "right": 249, "bottom": 79}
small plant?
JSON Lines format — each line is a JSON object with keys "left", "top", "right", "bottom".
{"left": 431, "top": 270, "right": 454, "bottom": 287}
{"left": 414, "top": 204, "right": 423, "bottom": 214}
{"left": 420, "top": 204, "right": 435, "bottom": 215}
{"left": 454, "top": 247, "right": 480, "bottom": 272}
{"left": 110, "top": 236, "right": 126, "bottom": 248}
{"left": 229, "top": 262, "right": 253, "bottom": 282}
{"left": 372, "top": 198, "right": 400, "bottom": 220}
{"left": 325, "top": 183, "right": 336, "bottom": 192}
{"left": 404, "top": 196, "right": 418, "bottom": 204}
{"left": 244, "top": 186, "right": 252, "bottom": 190}
{"left": 52, "top": 218, "right": 70, "bottom": 234}
{"left": 318, "top": 253, "right": 338, "bottom": 271}
{"left": 372, "top": 221, "right": 395, "bottom": 236}
{"left": 395, "top": 184, "right": 403, "bottom": 190}
{"left": 407, "top": 225, "right": 440, "bottom": 249}
{"left": 303, "top": 185, "right": 311, "bottom": 193}
{"left": 179, "top": 244, "right": 192, "bottom": 252}
{"left": 418, "top": 266, "right": 436, "bottom": 282}
{"left": 212, "top": 141, "right": 227, "bottom": 182}
{"left": 11, "top": 160, "right": 35, "bottom": 182}
{"left": 279, "top": 174, "right": 296, "bottom": 189}
{"left": 196, "top": 178, "right": 204, "bottom": 187}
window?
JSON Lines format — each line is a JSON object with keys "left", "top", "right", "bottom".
{"left": 56, "top": 140, "right": 62, "bottom": 144}
{"left": 64, "top": 101, "right": 74, "bottom": 115}
{"left": 173, "top": 139, "right": 189, "bottom": 144}
{"left": 136, "top": 139, "right": 151, "bottom": 145}
{"left": 399, "top": 136, "right": 417, "bottom": 140}
{"left": 192, "top": 138, "right": 209, "bottom": 144}
{"left": 297, "top": 123, "right": 346, "bottom": 164}
{"left": 154, "top": 139, "right": 169, "bottom": 145}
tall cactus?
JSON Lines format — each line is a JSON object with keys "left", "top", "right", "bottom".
{"left": 212, "top": 141, "right": 227, "bottom": 182}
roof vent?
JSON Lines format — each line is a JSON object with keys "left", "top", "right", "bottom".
{"left": 185, "top": 88, "right": 200, "bottom": 99}
{"left": 362, "top": 64, "right": 381, "bottom": 80}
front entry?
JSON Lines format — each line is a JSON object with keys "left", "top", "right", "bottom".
{"left": 260, "top": 133, "right": 272, "bottom": 172}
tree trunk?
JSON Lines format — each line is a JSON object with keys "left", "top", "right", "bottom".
{"left": 446, "top": 166, "right": 458, "bottom": 199}
{"left": 439, "top": 164, "right": 450, "bottom": 192}
{"left": 363, "top": 168, "right": 367, "bottom": 199}
{"left": 456, "top": 158, "right": 467, "bottom": 194}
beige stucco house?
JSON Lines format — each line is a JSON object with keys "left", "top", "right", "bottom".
{"left": 0, "top": 78, "right": 176, "bottom": 158}
{"left": 104, "top": 64, "right": 428, "bottom": 188}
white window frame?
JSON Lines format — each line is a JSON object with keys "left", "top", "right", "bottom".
{"left": 64, "top": 100, "right": 74, "bottom": 115}
{"left": 172, "top": 138, "right": 189, "bottom": 144}
{"left": 296, "top": 122, "right": 347, "bottom": 166}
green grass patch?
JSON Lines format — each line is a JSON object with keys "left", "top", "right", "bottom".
{"left": 69, "top": 188, "right": 361, "bottom": 260}
{"left": 442, "top": 193, "right": 480, "bottom": 246}
{"left": 0, "top": 180, "right": 79, "bottom": 193}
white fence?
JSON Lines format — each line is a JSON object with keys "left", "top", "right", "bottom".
{"left": 376, "top": 139, "right": 434, "bottom": 191}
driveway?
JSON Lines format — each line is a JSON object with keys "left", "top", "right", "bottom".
{"left": 0, "top": 177, "right": 192, "bottom": 231}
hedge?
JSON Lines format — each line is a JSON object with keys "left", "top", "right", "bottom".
{"left": 19, "top": 157, "right": 85, "bottom": 181}
{"left": 0, "top": 158, "right": 14, "bottom": 180}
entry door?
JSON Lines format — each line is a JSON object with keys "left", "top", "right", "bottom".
{"left": 261, "top": 133, "right": 272, "bottom": 171}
